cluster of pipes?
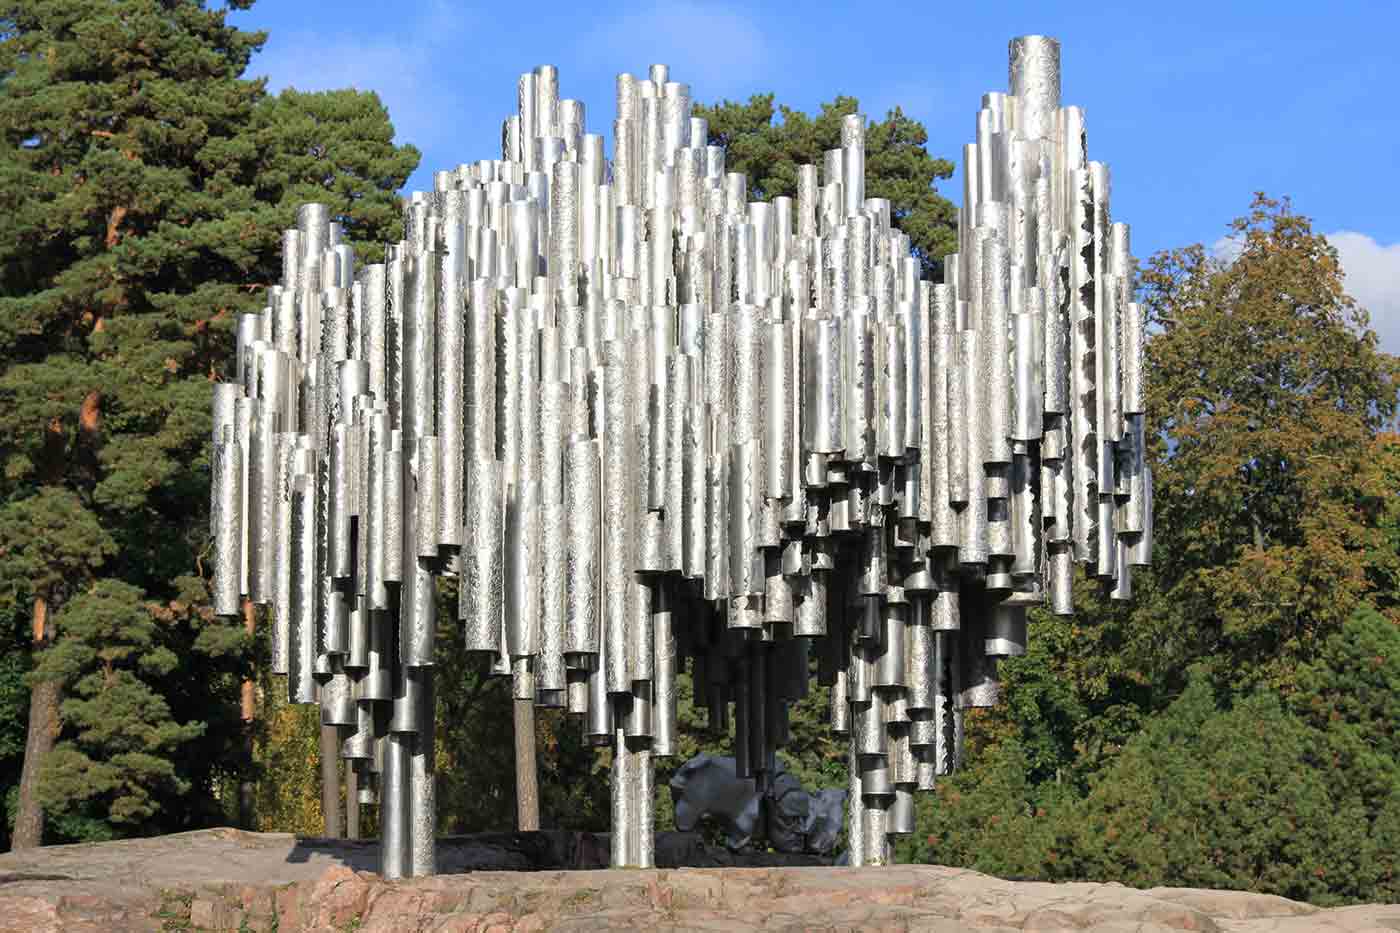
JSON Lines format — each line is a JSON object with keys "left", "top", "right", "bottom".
{"left": 210, "top": 35, "right": 1150, "bottom": 875}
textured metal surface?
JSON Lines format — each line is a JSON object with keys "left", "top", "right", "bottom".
{"left": 211, "top": 38, "right": 1149, "bottom": 874}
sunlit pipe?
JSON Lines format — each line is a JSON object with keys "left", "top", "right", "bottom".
{"left": 462, "top": 459, "right": 503, "bottom": 654}
{"left": 287, "top": 466, "right": 316, "bottom": 704}
{"left": 211, "top": 385, "right": 243, "bottom": 617}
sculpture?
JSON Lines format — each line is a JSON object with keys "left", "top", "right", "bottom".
{"left": 670, "top": 753, "right": 846, "bottom": 855}
{"left": 211, "top": 34, "right": 1151, "bottom": 876}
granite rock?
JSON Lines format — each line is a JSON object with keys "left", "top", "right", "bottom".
{"left": 1, "top": 828, "right": 1396, "bottom": 932}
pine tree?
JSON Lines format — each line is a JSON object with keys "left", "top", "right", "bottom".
{"left": 696, "top": 94, "right": 957, "bottom": 278}
{"left": 0, "top": 0, "right": 418, "bottom": 847}
{"left": 1061, "top": 606, "right": 1400, "bottom": 906}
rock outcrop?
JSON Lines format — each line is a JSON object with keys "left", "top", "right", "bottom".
{"left": 1, "top": 828, "right": 1396, "bottom": 932}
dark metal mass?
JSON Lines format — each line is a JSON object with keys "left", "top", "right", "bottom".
{"left": 211, "top": 35, "right": 1151, "bottom": 876}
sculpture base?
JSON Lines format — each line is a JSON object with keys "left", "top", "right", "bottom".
{"left": 0, "top": 828, "right": 1368, "bottom": 933}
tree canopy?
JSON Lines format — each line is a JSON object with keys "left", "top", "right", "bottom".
{"left": 0, "top": 0, "right": 418, "bottom": 848}
{"left": 696, "top": 94, "right": 957, "bottom": 279}
{"left": 1140, "top": 194, "right": 1399, "bottom": 683}
{"left": 900, "top": 195, "right": 1400, "bottom": 906}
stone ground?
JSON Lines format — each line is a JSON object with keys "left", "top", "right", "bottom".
{"left": 1, "top": 828, "right": 1397, "bottom": 932}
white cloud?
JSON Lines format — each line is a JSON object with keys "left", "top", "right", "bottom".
{"left": 1209, "top": 234, "right": 1244, "bottom": 264}
{"left": 1326, "top": 231, "right": 1400, "bottom": 356}
{"left": 1210, "top": 231, "right": 1399, "bottom": 354}
{"left": 582, "top": 2, "right": 768, "bottom": 98}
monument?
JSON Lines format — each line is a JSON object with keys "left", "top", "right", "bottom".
{"left": 211, "top": 35, "right": 1151, "bottom": 876}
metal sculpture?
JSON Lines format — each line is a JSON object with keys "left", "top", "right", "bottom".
{"left": 670, "top": 753, "right": 846, "bottom": 855}
{"left": 211, "top": 34, "right": 1150, "bottom": 876}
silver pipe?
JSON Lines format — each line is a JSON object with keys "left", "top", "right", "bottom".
{"left": 321, "top": 665, "right": 355, "bottom": 727}
{"left": 565, "top": 439, "right": 600, "bottom": 655}
{"left": 380, "top": 731, "right": 410, "bottom": 879}
{"left": 981, "top": 235, "right": 1011, "bottom": 465}
{"left": 271, "top": 433, "right": 296, "bottom": 673}
{"left": 683, "top": 407, "right": 708, "bottom": 580}
{"left": 211, "top": 386, "right": 244, "bottom": 616}
{"left": 435, "top": 251, "right": 464, "bottom": 550}
{"left": 629, "top": 577, "right": 654, "bottom": 685}
{"left": 365, "top": 412, "right": 390, "bottom": 611}
{"left": 466, "top": 279, "right": 497, "bottom": 464}
{"left": 727, "top": 440, "right": 761, "bottom": 598}
{"left": 841, "top": 114, "right": 864, "bottom": 218}
{"left": 462, "top": 459, "right": 503, "bottom": 654}
{"left": 1123, "top": 300, "right": 1145, "bottom": 416}
{"left": 401, "top": 437, "right": 437, "bottom": 666}
{"left": 1012, "top": 307, "right": 1044, "bottom": 441}
{"left": 288, "top": 469, "right": 316, "bottom": 703}
{"left": 958, "top": 331, "right": 989, "bottom": 566}
{"left": 382, "top": 430, "right": 404, "bottom": 582}
{"left": 407, "top": 670, "right": 436, "bottom": 876}
{"left": 610, "top": 724, "right": 633, "bottom": 866}
{"left": 663, "top": 356, "right": 689, "bottom": 570}
{"left": 653, "top": 585, "right": 677, "bottom": 756}
{"left": 602, "top": 360, "right": 632, "bottom": 693}
{"left": 249, "top": 364, "right": 279, "bottom": 605}
{"left": 635, "top": 743, "right": 654, "bottom": 868}
{"left": 1069, "top": 167, "right": 1098, "bottom": 564}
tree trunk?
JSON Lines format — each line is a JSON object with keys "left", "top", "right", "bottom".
{"left": 319, "top": 723, "right": 343, "bottom": 838}
{"left": 345, "top": 765, "right": 359, "bottom": 839}
{"left": 12, "top": 597, "right": 58, "bottom": 851}
{"left": 238, "top": 599, "right": 256, "bottom": 830}
{"left": 513, "top": 697, "right": 540, "bottom": 831}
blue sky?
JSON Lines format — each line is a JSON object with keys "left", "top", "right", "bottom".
{"left": 230, "top": 1, "right": 1400, "bottom": 352}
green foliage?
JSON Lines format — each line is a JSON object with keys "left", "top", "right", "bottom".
{"left": 0, "top": 488, "right": 116, "bottom": 612}
{"left": 773, "top": 678, "right": 847, "bottom": 794}
{"left": 993, "top": 613, "right": 1092, "bottom": 787}
{"left": 1364, "top": 434, "right": 1400, "bottom": 614}
{"left": 0, "top": 0, "right": 418, "bottom": 843}
{"left": 898, "top": 731, "right": 1074, "bottom": 879}
{"left": 1062, "top": 608, "right": 1400, "bottom": 905}
{"left": 0, "top": 653, "right": 26, "bottom": 764}
{"left": 0, "top": 648, "right": 27, "bottom": 849}
{"left": 1286, "top": 604, "right": 1400, "bottom": 902}
{"left": 695, "top": 94, "right": 957, "bottom": 279}
{"left": 432, "top": 587, "right": 610, "bottom": 833}
{"left": 433, "top": 625, "right": 530, "bottom": 833}
{"left": 912, "top": 608, "right": 1400, "bottom": 906}
{"left": 250, "top": 88, "right": 419, "bottom": 266}
{"left": 903, "top": 196, "right": 1400, "bottom": 906}
{"left": 251, "top": 664, "right": 324, "bottom": 835}
{"left": 34, "top": 580, "right": 204, "bottom": 829}
{"left": 1138, "top": 195, "right": 1400, "bottom": 687}
{"left": 1068, "top": 678, "right": 1332, "bottom": 896}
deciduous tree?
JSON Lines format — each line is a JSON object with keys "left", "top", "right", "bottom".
{"left": 1139, "top": 194, "right": 1399, "bottom": 685}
